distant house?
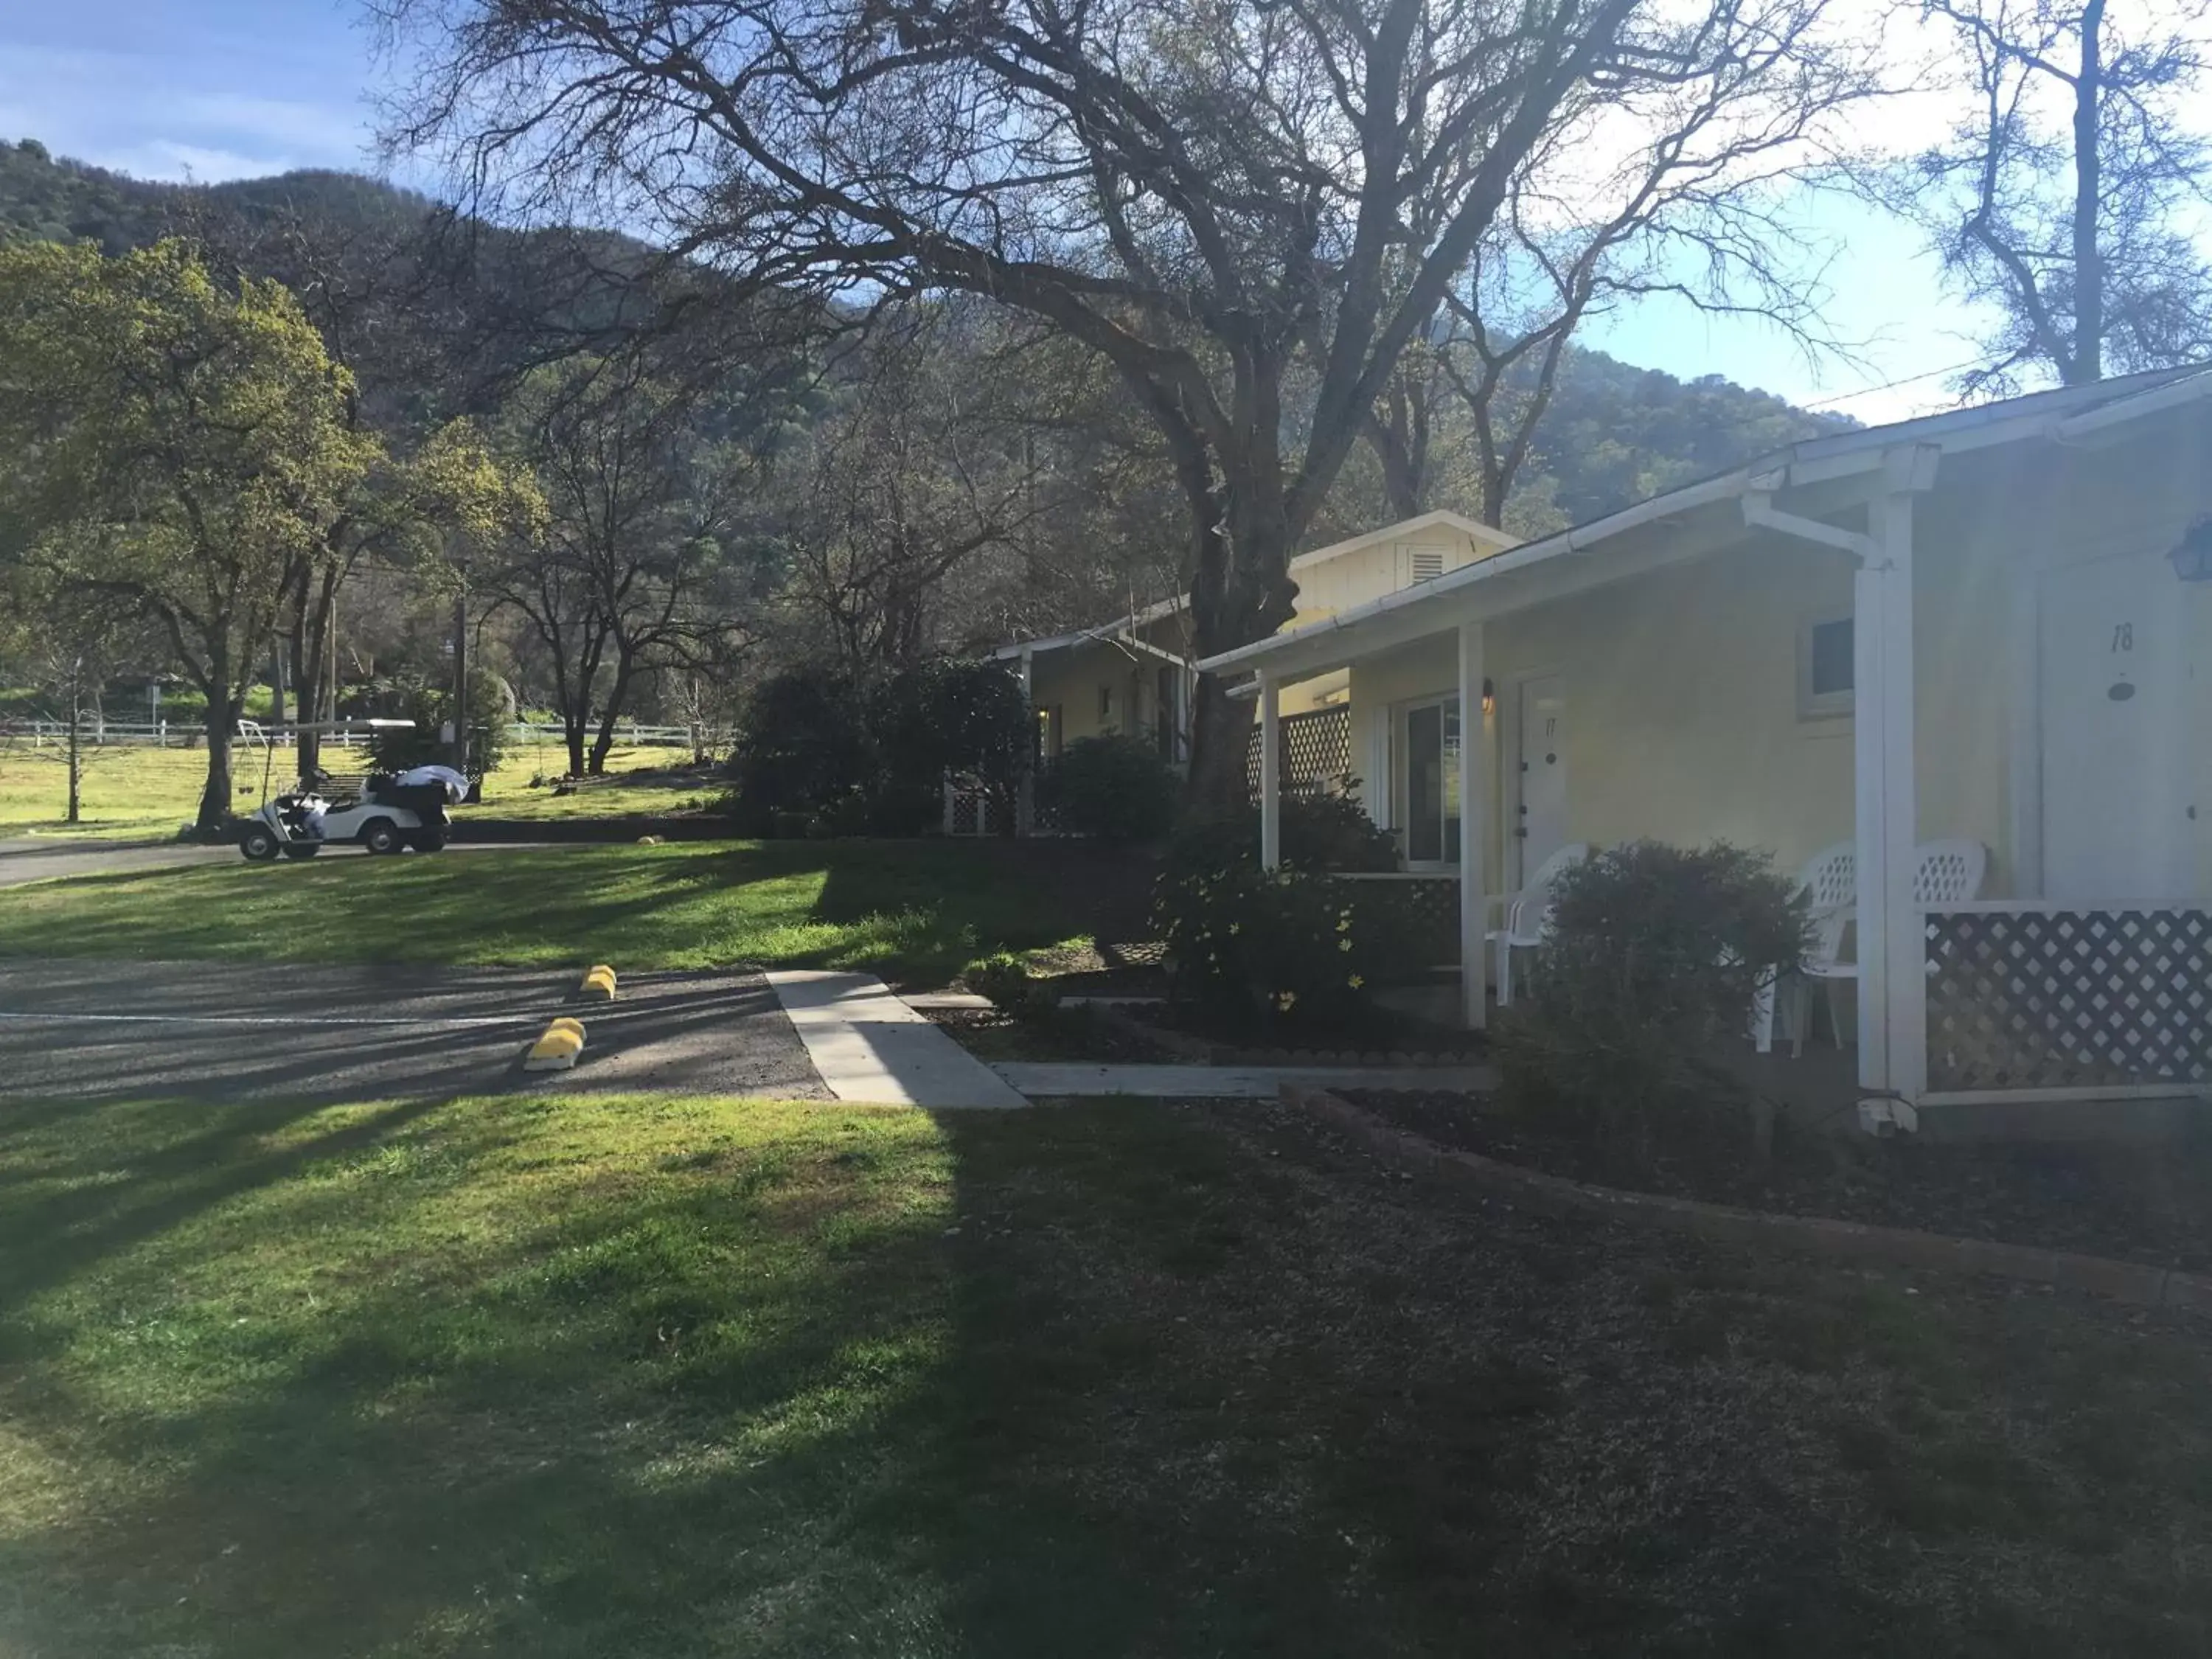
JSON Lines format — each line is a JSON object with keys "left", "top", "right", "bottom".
{"left": 1198, "top": 366, "right": 2212, "bottom": 1124}
{"left": 956, "top": 512, "right": 1520, "bottom": 832}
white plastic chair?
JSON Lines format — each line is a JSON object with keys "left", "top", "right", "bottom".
{"left": 1486, "top": 842, "right": 1592, "bottom": 1006}
{"left": 1912, "top": 839, "right": 1987, "bottom": 908}
{"left": 1752, "top": 843, "right": 1853, "bottom": 1053}
{"left": 1778, "top": 839, "right": 1986, "bottom": 1056}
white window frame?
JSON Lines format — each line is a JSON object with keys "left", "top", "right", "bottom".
{"left": 1798, "top": 613, "right": 1856, "bottom": 722}
{"left": 1394, "top": 692, "right": 1462, "bottom": 869}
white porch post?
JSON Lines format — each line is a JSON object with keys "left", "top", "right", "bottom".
{"left": 1016, "top": 645, "right": 1036, "bottom": 836}
{"left": 1854, "top": 484, "right": 1925, "bottom": 1099}
{"left": 1259, "top": 670, "right": 1282, "bottom": 870}
{"left": 1458, "top": 620, "right": 1488, "bottom": 1031}
{"left": 1877, "top": 490, "right": 1926, "bottom": 1099}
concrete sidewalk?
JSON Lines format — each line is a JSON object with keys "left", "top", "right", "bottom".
{"left": 767, "top": 971, "right": 1030, "bottom": 1109}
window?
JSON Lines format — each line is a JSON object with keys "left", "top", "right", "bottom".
{"left": 1799, "top": 616, "right": 1854, "bottom": 720}
{"left": 1400, "top": 696, "right": 1462, "bottom": 863}
{"left": 1098, "top": 684, "right": 1115, "bottom": 723}
{"left": 1155, "top": 664, "right": 1179, "bottom": 759}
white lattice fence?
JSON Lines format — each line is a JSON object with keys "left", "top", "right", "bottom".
{"left": 945, "top": 782, "right": 990, "bottom": 836}
{"left": 1924, "top": 905, "right": 2212, "bottom": 1093}
{"left": 1245, "top": 706, "right": 1353, "bottom": 802}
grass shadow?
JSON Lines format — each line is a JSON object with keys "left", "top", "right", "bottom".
{"left": 6, "top": 1091, "right": 2212, "bottom": 1655}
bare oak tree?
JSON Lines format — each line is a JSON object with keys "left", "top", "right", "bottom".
{"left": 1364, "top": 4, "right": 1869, "bottom": 524}
{"left": 377, "top": 0, "right": 1850, "bottom": 802}
{"left": 773, "top": 307, "right": 1061, "bottom": 672}
{"left": 1885, "top": 0, "right": 2212, "bottom": 390}
{"left": 496, "top": 351, "right": 754, "bottom": 775}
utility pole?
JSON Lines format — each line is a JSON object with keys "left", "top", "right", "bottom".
{"left": 65, "top": 654, "right": 83, "bottom": 825}
{"left": 451, "top": 563, "right": 470, "bottom": 773}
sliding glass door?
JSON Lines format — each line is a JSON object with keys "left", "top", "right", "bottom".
{"left": 1402, "top": 696, "right": 1461, "bottom": 865}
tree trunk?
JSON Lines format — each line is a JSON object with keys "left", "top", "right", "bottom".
{"left": 197, "top": 693, "right": 239, "bottom": 831}
{"left": 65, "top": 668, "right": 83, "bottom": 825}
{"left": 587, "top": 660, "right": 633, "bottom": 776}
{"left": 293, "top": 568, "right": 339, "bottom": 779}
{"left": 2070, "top": 0, "right": 2107, "bottom": 383}
{"left": 271, "top": 634, "right": 288, "bottom": 729}
{"left": 288, "top": 616, "right": 317, "bottom": 779}
{"left": 563, "top": 710, "right": 588, "bottom": 779}
{"left": 1185, "top": 674, "right": 1256, "bottom": 817}
{"left": 1175, "top": 431, "right": 1297, "bottom": 814}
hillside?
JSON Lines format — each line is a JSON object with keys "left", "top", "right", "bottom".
{"left": 0, "top": 136, "right": 1854, "bottom": 540}
{"left": 1532, "top": 349, "right": 1853, "bottom": 528}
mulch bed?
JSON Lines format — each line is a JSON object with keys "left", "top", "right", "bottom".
{"left": 922, "top": 1004, "right": 1169, "bottom": 1065}
{"left": 1342, "top": 1087, "right": 2212, "bottom": 1273}
{"left": 1113, "top": 999, "right": 1484, "bottom": 1065}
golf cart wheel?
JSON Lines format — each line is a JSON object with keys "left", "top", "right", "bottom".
{"left": 361, "top": 818, "right": 402, "bottom": 855}
{"left": 240, "top": 825, "right": 280, "bottom": 862}
{"left": 412, "top": 829, "right": 448, "bottom": 853}
{"left": 282, "top": 844, "right": 321, "bottom": 860}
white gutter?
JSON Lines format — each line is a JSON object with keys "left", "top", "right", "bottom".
{"left": 1198, "top": 467, "right": 1750, "bottom": 675}
{"left": 1199, "top": 366, "right": 2212, "bottom": 679}
{"left": 2051, "top": 368, "right": 2212, "bottom": 441}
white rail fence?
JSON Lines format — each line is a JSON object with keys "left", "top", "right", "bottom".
{"left": 2, "top": 719, "right": 723, "bottom": 752}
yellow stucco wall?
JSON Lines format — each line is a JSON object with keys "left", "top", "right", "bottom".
{"left": 1289, "top": 528, "right": 1493, "bottom": 624}
{"left": 1336, "top": 426, "right": 2212, "bottom": 901}
{"left": 1346, "top": 541, "right": 1858, "bottom": 894}
{"left": 1024, "top": 520, "right": 1502, "bottom": 754}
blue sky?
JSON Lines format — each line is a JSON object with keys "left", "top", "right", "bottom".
{"left": 4, "top": 0, "right": 1992, "bottom": 422}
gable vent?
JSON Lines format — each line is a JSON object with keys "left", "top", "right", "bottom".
{"left": 1408, "top": 547, "right": 1446, "bottom": 584}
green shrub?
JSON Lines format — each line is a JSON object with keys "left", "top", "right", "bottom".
{"left": 1048, "top": 735, "right": 1179, "bottom": 844}
{"left": 723, "top": 666, "right": 872, "bottom": 835}
{"left": 1151, "top": 780, "right": 1413, "bottom": 1031}
{"left": 1492, "top": 841, "right": 1807, "bottom": 1160}
{"left": 1162, "top": 779, "right": 1397, "bottom": 877}
{"left": 726, "top": 658, "right": 1032, "bottom": 836}
{"left": 1154, "top": 860, "right": 1388, "bottom": 1034}
{"left": 347, "top": 669, "right": 512, "bottom": 774}
{"left": 964, "top": 952, "right": 1059, "bottom": 1020}
{"left": 872, "top": 659, "right": 1032, "bottom": 835}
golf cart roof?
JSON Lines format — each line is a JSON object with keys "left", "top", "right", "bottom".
{"left": 252, "top": 718, "right": 417, "bottom": 735}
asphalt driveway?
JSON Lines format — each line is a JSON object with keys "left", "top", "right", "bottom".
{"left": 0, "top": 959, "right": 830, "bottom": 1104}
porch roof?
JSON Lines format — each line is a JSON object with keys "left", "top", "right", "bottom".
{"left": 1198, "top": 364, "right": 2212, "bottom": 686}
{"left": 988, "top": 608, "right": 1188, "bottom": 665}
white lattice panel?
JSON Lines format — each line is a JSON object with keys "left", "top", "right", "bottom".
{"left": 1246, "top": 706, "right": 1353, "bottom": 802}
{"left": 947, "top": 785, "right": 987, "bottom": 836}
{"left": 1924, "top": 907, "right": 2212, "bottom": 1091}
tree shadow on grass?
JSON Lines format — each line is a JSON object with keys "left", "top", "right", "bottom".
{"left": 0, "top": 1095, "right": 973, "bottom": 1657}
{"left": 7, "top": 1091, "right": 2209, "bottom": 1657}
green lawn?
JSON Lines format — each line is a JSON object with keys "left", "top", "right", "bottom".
{"left": 470, "top": 745, "right": 726, "bottom": 821}
{"left": 0, "top": 841, "right": 1106, "bottom": 987}
{"left": 0, "top": 740, "right": 702, "bottom": 840}
{"left": 0, "top": 744, "right": 223, "bottom": 840}
{"left": 3, "top": 1090, "right": 2209, "bottom": 1656}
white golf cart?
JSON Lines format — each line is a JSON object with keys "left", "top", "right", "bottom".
{"left": 234, "top": 720, "right": 470, "bottom": 862}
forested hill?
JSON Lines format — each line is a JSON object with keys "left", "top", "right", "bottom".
{"left": 1527, "top": 350, "right": 1854, "bottom": 528}
{"left": 0, "top": 139, "right": 436, "bottom": 252}
{"left": 0, "top": 135, "right": 1854, "bottom": 534}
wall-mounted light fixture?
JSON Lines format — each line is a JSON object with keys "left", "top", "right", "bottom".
{"left": 1481, "top": 676, "right": 1495, "bottom": 715}
{"left": 2169, "top": 515, "right": 2212, "bottom": 582}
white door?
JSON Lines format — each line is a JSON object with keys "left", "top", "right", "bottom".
{"left": 1517, "top": 675, "right": 1568, "bottom": 883}
{"left": 2039, "top": 556, "right": 2196, "bottom": 899}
